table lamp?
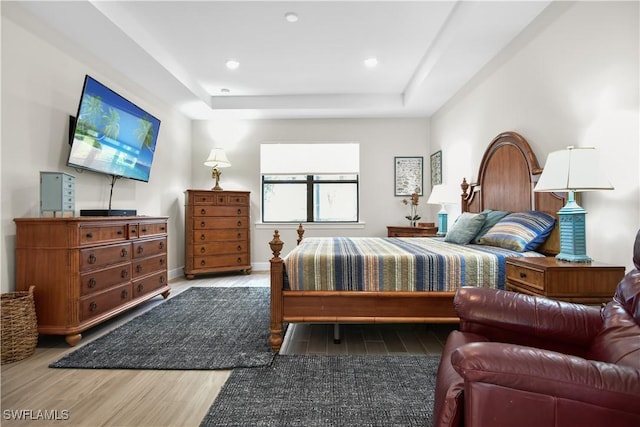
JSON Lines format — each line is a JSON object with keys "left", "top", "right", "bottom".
{"left": 427, "top": 184, "right": 459, "bottom": 235}
{"left": 534, "top": 146, "right": 613, "bottom": 262}
{"left": 204, "top": 148, "right": 231, "bottom": 191}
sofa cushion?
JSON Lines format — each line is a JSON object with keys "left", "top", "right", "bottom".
{"left": 433, "top": 330, "right": 489, "bottom": 427}
{"left": 586, "top": 301, "right": 640, "bottom": 369}
{"left": 615, "top": 270, "right": 640, "bottom": 323}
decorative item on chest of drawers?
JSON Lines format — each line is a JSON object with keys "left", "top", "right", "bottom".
{"left": 14, "top": 216, "right": 170, "bottom": 346}
{"left": 184, "top": 190, "right": 251, "bottom": 279}
{"left": 40, "top": 171, "right": 75, "bottom": 217}
{"left": 506, "top": 257, "right": 625, "bottom": 305}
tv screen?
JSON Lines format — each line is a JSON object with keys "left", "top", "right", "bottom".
{"left": 67, "top": 75, "right": 161, "bottom": 182}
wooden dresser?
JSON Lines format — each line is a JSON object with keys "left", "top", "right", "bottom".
{"left": 506, "top": 257, "right": 625, "bottom": 305}
{"left": 14, "top": 216, "right": 170, "bottom": 346}
{"left": 184, "top": 190, "right": 251, "bottom": 279}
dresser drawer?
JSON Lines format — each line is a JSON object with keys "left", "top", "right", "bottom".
{"left": 132, "top": 253, "right": 167, "bottom": 278}
{"left": 194, "top": 254, "right": 250, "bottom": 269}
{"left": 80, "top": 225, "right": 128, "bottom": 245}
{"left": 506, "top": 263, "right": 545, "bottom": 291}
{"left": 193, "top": 219, "right": 250, "bottom": 232}
{"left": 222, "top": 193, "right": 249, "bottom": 205}
{"left": 80, "top": 243, "right": 132, "bottom": 271}
{"left": 80, "top": 284, "right": 132, "bottom": 321}
{"left": 193, "top": 229, "right": 249, "bottom": 242}
{"left": 132, "top": 271, "right": 168, "bottom": 298}
{"left": 132, "top": 237, "right": 167, "bottom": 259}
{"left": 80, "top": 263, "right": 131, "bottom": 296}
{"left": 190, "top": 191, "right": 218, "bottom": 205}
{"left": 193, "top": 241, "right": 249, "bottom": 256}
{"left": 193, "top": 217, "right": 249, "bottom": 231}
{"left": 193, "top": 206, "right": 249, "bottom": 218}
{"left": 139, "top": 221, "right": 168, "bottom": 237}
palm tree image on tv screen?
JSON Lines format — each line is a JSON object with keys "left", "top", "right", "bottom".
{"left": 68, "top": 76, "right": 160, "bottom": 183}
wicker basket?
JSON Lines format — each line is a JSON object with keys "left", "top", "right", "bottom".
{"left": 1, "top": 286, "right": 38, "bottom": 364}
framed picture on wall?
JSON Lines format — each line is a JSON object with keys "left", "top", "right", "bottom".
{"left": 394, "top": 156, "right": 423, "bottom": 196}
{"left": 430, "top": 150, "right": 442, "bottom": 187}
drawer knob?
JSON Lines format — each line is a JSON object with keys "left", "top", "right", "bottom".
{"left": 160, "top": 226, "right": 166, "bottom": 231}
{"left": 236, "top": 257, "right": 242, "bottom": 264}
{"left": 117, "top": 230, "right": 123, "bottom": 235}
{"left": 160, "top": 258, "right": 166, "bottom": 265}
{"left": 88, "top": 278, "right": 96, "bottom": 288}
{"left": 137, "top": 284, "right": 144, "bottom": 293}
{"left": 200, "top": 221, "right": 206, "bottom": 227}
{"left": 237, "top": 209, "right": 242, "bottom": 215}
{"left": 519, "top": 272, "right": 527, "bottom": 279}
{"left": 237, "top": 220, "right": 242, "bottom": 227}
{"left": 237, "top": 245, "right": 242, "bottom": 252}
{"left": 200, "top": 234, "right": 206, "bottom": 240}
{"left": 89, "top": 301, "right": 97, "bottom": 312}
{"left": 136, "top": 265, "right": 143, "bottom": 273}
{"left": 200, "top": 247, "right": 206, "bottom": 253}
{"left": 201, "top": 208, "right": 206, "bottom": 215}
{"left": 137, "top": 246, "right": 144, "bottom": 254}
{"left": 160, "top": 276, "right": 165, "bottom": 284}
{"left": 86, "top": 232, "right": 94, "bottom": 239}
{"left": 88, "top": 254, "right": 96, "bottom": 264}
{"left": 142, "top": 228, "right": 148, "bottom": 233}
{"left": 121, "top": 269, "right": 129, "bottom": 278}
{"left": 159, "top": 242, "right": 165, "bottom": 250}
{"left": 200, "top": 260, "right": 206, "bottom": 266}
{"left": 121, "top": 248, "right": 128, "bottom": 258}
{"left": 121, "top": 289, "right": 128, "bottom": 299}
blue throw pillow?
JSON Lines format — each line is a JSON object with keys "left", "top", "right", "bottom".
{"left": 478, "top": 211, "right": 556, "bottom": 252}
{"left": 444, "top": 212, "right": 487, "bottom": 245}
{"left": 471, "top": 209, "right": 511, "bottom": 244}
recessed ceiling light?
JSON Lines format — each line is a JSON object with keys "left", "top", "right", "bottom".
{"left": 225, "top": 59, "right": 240, "bottom": 70}
{"left": 285, "top": 12, "right": 298, "bottom": 23}
{"left": 364, "top": 57, "right": 378, "bottom": 68}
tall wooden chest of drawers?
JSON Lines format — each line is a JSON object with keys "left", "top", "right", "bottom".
{"left": 184, "top": 190, "right": 251, "bottom": 279}
{"left": 14, "top": 216, "right": 170, "bottom": 346}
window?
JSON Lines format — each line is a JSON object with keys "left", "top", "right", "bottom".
{"left": 261, "top": 143, "right": 359, "bottom": 223}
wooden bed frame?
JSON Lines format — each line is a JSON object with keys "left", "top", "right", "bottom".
{"left": 267, "top": 131, "right": 568, "bottom": 352}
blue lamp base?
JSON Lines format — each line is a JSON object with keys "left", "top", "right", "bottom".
{"left": 556, "top": 191, "right": 591, "bottom": 263}
{"left": 437, "top": 208, "right": 448, "bottom": 236}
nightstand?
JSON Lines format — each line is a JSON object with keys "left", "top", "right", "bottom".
{"left": 387, "top": 224, "right": 438, "bottom": 237}
{"left": 506, "top": 257, "right": 625, "bottom": 305}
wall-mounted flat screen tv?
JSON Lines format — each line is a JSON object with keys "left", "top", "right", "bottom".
{"left": 67, "top": 75, "right": 161, "bottom": 182}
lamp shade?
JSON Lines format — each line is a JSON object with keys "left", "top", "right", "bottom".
{"left": 426, "top": 184, "right": 459, "bottom": 205}
{"left": 204, "top": 148, "right": 231, "bottom": 168}
{"left": 534, "top": 146, "right": 613, "bottom": 192}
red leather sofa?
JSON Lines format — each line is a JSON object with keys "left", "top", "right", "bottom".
{"left": 433, "top": 230, "right": 640, "bottom": 427}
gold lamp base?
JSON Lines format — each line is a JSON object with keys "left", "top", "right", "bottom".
{"left": 211, "top": 167, "right": 223, "bottom": 191}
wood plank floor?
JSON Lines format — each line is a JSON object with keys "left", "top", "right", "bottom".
{"left": 1, "top": 272, "right": 456, "bottom": 427}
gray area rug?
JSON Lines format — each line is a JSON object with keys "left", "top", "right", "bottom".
{"left": 200, "top": 354, "right": 439, "bottom": 427}
{"left": 50, "top": 286, "right": 275, "bottom": 370}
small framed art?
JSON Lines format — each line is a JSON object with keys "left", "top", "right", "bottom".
{"left": 430, "top": 150, "right": 442, "bottom": 187}
{"left": 394, "top": 156, "right": 423, "bottom": 196}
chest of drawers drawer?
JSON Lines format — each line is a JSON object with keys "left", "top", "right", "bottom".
{"left": 80, "top": 263, "right": 131, "bottom": 296}
{"left": 80, "top": 243, "right": 132, "bottom": 271}
{"left": 133, "top": 237, "right": 167, "bottom": 259}
{"left": 132, "top": 253, "right": 167, "bottom": 278}
{"left": 80, "top": 284, "right": 132, "bottom": 321}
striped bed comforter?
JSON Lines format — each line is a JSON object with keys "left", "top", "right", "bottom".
{"left": 283, "top": 237, "right": 543, "bottom": 292}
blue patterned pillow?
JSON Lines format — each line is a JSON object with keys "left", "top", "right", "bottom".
{"left": 478, "top": 211, "right": 556, "bottom": 252}
{"left": 471, "top": 209, "right": 511, "bottom": 244}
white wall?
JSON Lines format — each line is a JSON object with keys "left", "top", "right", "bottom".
{"left": 191, "top": 118, "right": 430, "bottom": 267}
{"left": 1, "top": 15, "right": 192, "bottom": 292}
{"left": 431, "top": 1, "right": 639, "bottom": 271}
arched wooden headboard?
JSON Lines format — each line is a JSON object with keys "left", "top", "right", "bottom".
{"left": 461, "top": 131, "right": 567, "bottom": 255}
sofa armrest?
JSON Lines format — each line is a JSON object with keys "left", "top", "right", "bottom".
{"left": 454, "top": 287, "right": 603, "bottom": 352}
{"left": 451, "top": 342, "right": 640, "bottom": 416}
